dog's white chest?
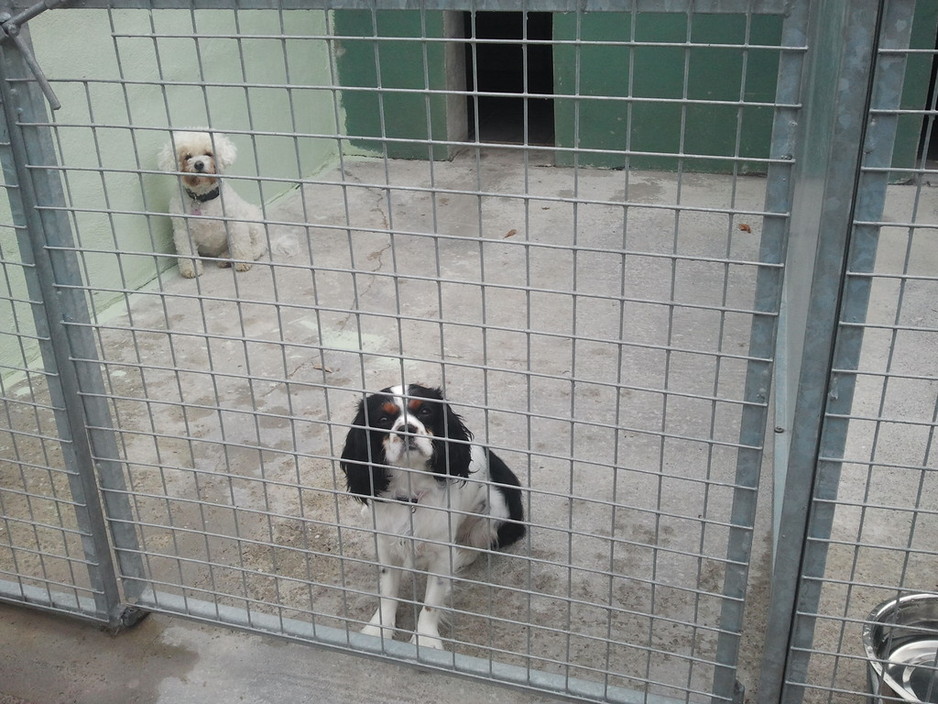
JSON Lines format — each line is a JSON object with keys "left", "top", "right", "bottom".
{"left": 184, "top": 195, "right": 224, "bottom": 219}
{"left": 180, "top": 198, "right": 229, "bottom": 251}
{"left": 369, "top": 480, "right": 452, "bottom": 563}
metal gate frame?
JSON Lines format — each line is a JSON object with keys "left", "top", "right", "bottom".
{"left": 759, "top": 2, "right": 931, "bottom": 702}
{"left": 766, "top": 1, "right": 938, "bottom": 702}
{"left": 0, "top": 7, "right": 147, "bottom": 628}
{"left": 0, "top": 1, "right": 932, "bottom": 702}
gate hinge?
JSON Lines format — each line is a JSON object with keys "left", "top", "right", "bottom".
{"left": 0, "top": 0, "right": 67, "bottom": 110}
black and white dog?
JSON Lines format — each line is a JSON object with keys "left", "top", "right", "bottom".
{"left": 340, "top": 384, "right": 526, "bottom": 649}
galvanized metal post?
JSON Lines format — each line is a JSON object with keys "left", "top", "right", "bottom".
{"left": 710, "top": 4, "right": 811, "bottom": 703}
{"left": 0, "top": 11, "right": 146, "bottom": 628}
{"left": 782, "top": 2, "right": 922, "bottom": 703}
{"left": 757, "top": 2, "right": 910, "bottom": 702}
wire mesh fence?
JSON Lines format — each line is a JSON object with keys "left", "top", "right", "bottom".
{"left": 801, "top": 179, "right": 938, "bottom": 704}
{"left": 782, "top": 7, "right": 938, "bottom": 701}
{"left": 0, "top": 2, "right": 935, "bottom": 703}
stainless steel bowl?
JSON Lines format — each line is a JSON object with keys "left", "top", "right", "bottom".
{"left": 863, "top": 594, "right": 938, "bottom": 704}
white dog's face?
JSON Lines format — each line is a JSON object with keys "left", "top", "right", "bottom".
{"left": 162, "top": 131, "right": 236, "bottom": 194}
{"left": 175, "top": 144, "right": 219, "bottom": 191}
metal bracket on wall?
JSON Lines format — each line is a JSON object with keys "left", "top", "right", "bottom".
{"left": 0, "top": 0, "right": 66, "bottom": 110}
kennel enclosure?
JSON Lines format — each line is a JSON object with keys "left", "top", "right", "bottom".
{"left": 1, "top": 2, "right": 937, "bottom": 703}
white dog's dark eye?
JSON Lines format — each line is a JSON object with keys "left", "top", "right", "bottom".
{"left": 205, "top": 151, "right": 213, "bottom": 158}
{"left": 183, "top": 153, "right": 191, "bottom": 160}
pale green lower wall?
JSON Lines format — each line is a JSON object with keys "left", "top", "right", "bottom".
{"left": 0, "top": 8, "right": 340, "bottom": 376}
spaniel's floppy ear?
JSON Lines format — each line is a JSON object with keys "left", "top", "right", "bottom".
{"left": 340, "top": 400, "right": 388, "bottom": 501}
{"left": 430, "top": 402, "right": 473, "bottom": 479}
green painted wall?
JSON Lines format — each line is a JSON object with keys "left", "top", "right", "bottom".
{"left": 334, "top": 8, "right": 937, "bottom": 174}
{"left": 1, "top": 9, "right": 339, "bottom": 377}
{"left": 894, "top": 1, "right": 938, "bottom": 175}
{"left": 334, "top": 10, "right": 460, "bottom": 160}
{"left": 552, "top": 12, "right": 783, "bottom": 172}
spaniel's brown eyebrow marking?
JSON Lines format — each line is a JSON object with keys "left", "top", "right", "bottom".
{"left": 408, "top": 399, "right": 423, "bottom": 413}
{"left": 381, "top": 401, "right": 399, "bottom": 416}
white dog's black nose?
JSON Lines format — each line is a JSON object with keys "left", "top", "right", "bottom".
{"left": 194, "top": 160, "right": 205, "bottom": 172}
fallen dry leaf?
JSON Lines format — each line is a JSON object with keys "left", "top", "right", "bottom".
{"left": 738, "top": 223, "right": 752, "bottom": 233}
{"left": 504, "top": 229, "right": 518, "bottom": 238}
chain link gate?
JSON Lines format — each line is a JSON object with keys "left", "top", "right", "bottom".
{"left": 0, "top": 2, "right": 934, "bottom": 703}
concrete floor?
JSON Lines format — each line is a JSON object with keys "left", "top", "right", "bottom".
{"left": 1, "top": 150, "right": 934, "bottom": 703}
{"left": 0, "top": 602, "right": 564, "bottom": 704}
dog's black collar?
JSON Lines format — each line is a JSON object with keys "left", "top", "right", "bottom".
{"left": 185, "top": 187, "right": 220, "bottom": 203}
{"left": 389, "top": 490, "right": 428, "bottom": 512}
{"left": 399, "top": 494, "right": 420, "bottom": 514}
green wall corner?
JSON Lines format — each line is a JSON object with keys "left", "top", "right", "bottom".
{"left": 335, "top": 10, "right": 460, "bottom": 161}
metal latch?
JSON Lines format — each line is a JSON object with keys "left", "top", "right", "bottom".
{"left": 0, "top": 0, "right": 67, "bottom": 110}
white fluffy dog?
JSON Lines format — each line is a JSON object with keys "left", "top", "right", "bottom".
{"left": 160, "top": 131, "right": 267, "bottom": 278}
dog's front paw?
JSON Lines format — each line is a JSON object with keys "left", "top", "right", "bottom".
{"left": 361, "top": 623, "right": 395, "bottom": 640}
{"left": 410, "top": 632, "right": 445, "bottom": 650}
{"left": 178, "top": 260, "right": 202, "bottom": 278}
{"left": 233, "top": 261, "right": 253, "bottom": 272}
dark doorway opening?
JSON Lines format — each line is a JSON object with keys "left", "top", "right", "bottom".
{"left": 465, "top": 12, "right": 554, "bottom": 145}
{"left": 921, "top": 33, "right": 938, "bottom": 164}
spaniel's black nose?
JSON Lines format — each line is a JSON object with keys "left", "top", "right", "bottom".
{"left": 398, "top": 424, "right": 419, "bottom": 438}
